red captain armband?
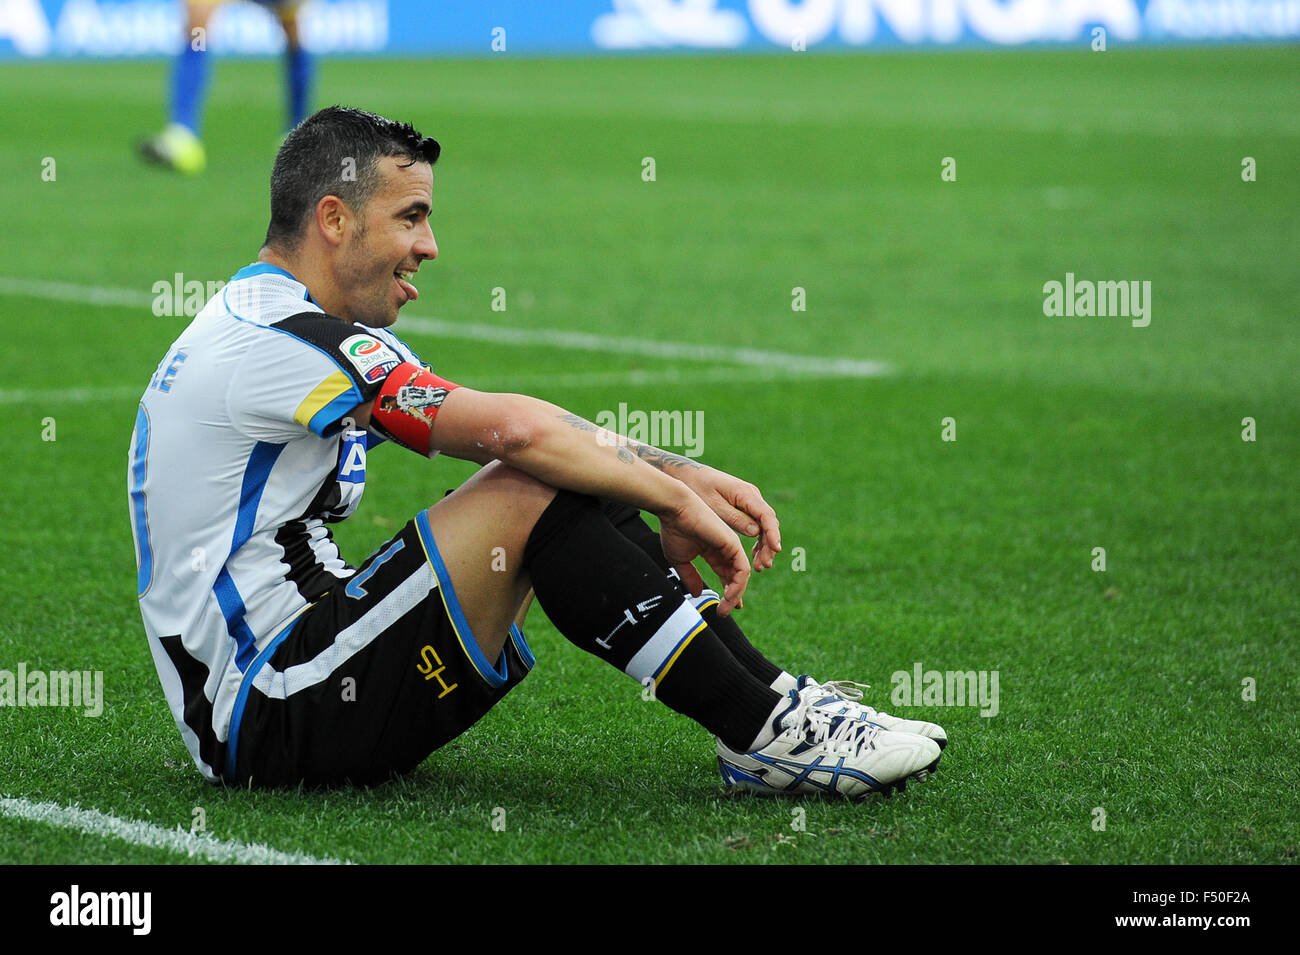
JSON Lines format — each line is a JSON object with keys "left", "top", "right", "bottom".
{"left": 370, "top": 362, "right": 461, "bottom": 456}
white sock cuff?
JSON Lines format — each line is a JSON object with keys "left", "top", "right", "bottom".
{"left": 624, "top": 598, "right": 706, "bottom": 687}
{"left": 770, "top": 671, "right": 798, "bottom": 695}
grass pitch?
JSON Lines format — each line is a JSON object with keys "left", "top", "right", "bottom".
{"left": 1, "top": 47, "right": 1297, "bottom": 865}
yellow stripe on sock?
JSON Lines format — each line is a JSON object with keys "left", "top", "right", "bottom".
{"left": 654, "top": 620, "right": 707, "bottom": 687}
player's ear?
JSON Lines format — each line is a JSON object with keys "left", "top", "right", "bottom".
{"left": 315, "top": 195, "right": 350, "bottom": 247}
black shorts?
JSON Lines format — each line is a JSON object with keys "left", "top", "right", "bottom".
{"left": 223, "top": 509, "right": 535, "bottom": 788}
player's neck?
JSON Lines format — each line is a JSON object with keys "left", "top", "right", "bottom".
{"left": 256, "top": 246, "right": 350, "bottom": 321}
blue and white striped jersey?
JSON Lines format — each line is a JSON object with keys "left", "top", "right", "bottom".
{"left": 127, "top": 263, "right": 427, "bottom": 781}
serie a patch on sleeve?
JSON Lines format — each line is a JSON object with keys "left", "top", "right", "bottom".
{"left": 338, "top": 333, "right": 403, "bottom": 385}
{"left": 271, "top": 313, "right": 401, "bottom": 396}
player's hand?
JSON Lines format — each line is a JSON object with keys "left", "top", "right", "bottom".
{"left": 674, "top": 466, "right": 782, "bottom": 574}
{"left": 657, "top": 495, "right": 751, "bottom": 616}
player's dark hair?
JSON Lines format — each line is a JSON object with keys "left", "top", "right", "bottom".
{"left": 263, "top": 106, "right": 440, "bottom": 252}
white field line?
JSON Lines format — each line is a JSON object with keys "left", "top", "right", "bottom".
{"left": 0, "top": 796, "right": 351, "bottom": 865}
{"left": 497, "top": 363, "right": 843, "bottom": 388}
{"left": 0, "top": 277, "right": 153, "bottom": 309}
{"left": 0, "top": 385, "right": 143, "bottom": 405}
{"left": 0, "top": 276, "right": 890, "bottom": 378}
{"left": 0, "top": 364, "right": 853, "bottom": 405}
{"left": 394, "top": 314, "right": 889, "bottom": 377}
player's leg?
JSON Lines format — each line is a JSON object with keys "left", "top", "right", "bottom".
{"left": 426, "top": 465, "right": 788, "bottom": 754}
{"left": 229, "top": 465, "right": 939, "bottom": 791}
{"left": 517, "top": 490, "right": 942, "bottom": 797}
{"left": 599, "top": 500, "right": 793, "bottom": 687}
{"left": 138, "top": 0, "right": 213, "bottom": 174}
{"left": 513, "top": 589, "right": 535, "bottom": 631}
{"left": 225, "top": 461, "right": 556, "bottom": 788}
{"left": 225, "top": 499, "right": 543, "bottom": 788}
{"left": 418, "top": 460, "right": 557, "bottom": 663}
{"left": 228, "top": 461, "right": 779, "bottom": 788}
{"left": 508, "top": 486, "right": 942, "bottom": 788}
{"left": 275, "top": 2, "right": 313, "bottom": 131}
{"left": 601, "top": 499, "right": 948, "bottom": 750}
{"left": 172, "top": 1, "right": 216, "bottom": 136}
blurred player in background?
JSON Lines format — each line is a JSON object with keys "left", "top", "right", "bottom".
{"left": 138, "top": 0, "right": 312, "bottom": 174}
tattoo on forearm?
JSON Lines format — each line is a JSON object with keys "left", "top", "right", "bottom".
{"left": 558, "top": 413, "right": 600, "bottom": 434}
{"left": 630, "top": 443, "right": 703, "bottom": 471}
{"left": 556, "top": 412, "right": 703, "bottom": 471}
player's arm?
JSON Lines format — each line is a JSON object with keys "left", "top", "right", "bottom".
{"left": 611, "top": 432, "right": 782, "bottom": 575}
{"left": 343, "top": 399, "right": 375, "bottom": 433}
{"left": 359, "top": 364, "right": 779, "bottom": 560}
{"left": 366, "top": 364, "right": 754, "bottom": 609}
{"left": 363, "top": 363, "right": 688, "bottom": 507}
{"left": 430, "top": 387, "right": 753, "bottom": 609}
{"left": 433, "top": 390, "right": 696, "bottom": 509}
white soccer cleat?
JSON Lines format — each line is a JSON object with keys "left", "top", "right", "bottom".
{"left": 717, "top": 682, "right": 941, "bottom": 799}
{"left": 806, "top": 677, "right": 948, "bottom": 750}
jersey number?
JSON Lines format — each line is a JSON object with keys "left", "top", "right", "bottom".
{"left": 345, "top": 539, "right": 405, "bottom": 599}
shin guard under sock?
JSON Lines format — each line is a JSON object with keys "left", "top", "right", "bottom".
{"left": 599, "top": 499, "right": 785, "bottom": 687}
{"left": 524, "top": 491, "right": 782, "bottom": 751}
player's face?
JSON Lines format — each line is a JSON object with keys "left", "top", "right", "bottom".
{"left": 336, "top": 157, "right": 437, "bottom": 328}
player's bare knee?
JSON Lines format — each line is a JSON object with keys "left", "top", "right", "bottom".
{"left": 424, "top": 462, "right": 558, "bottom": 562}
{"left": 461, "top": 460, "right": 558, "bottom": 515}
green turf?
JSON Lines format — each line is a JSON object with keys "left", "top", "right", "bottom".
{"left": 1, "top": 48, "right": 1297, "bottom": 864}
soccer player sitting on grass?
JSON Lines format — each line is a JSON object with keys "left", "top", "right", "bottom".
{"left": 127, "top": 106, "right": 947, "bottom": 796}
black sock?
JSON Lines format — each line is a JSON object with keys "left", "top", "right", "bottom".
{"left": 523, "top": 491, "right": 782, "bottom": 751}
{"left": 599, "top": 499, "right": 786, "bottom": 688}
